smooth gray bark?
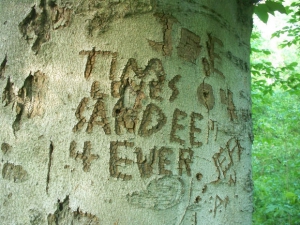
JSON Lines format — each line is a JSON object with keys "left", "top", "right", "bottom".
{"left": 0, "top": 0, "right": 253, "bottom": 224}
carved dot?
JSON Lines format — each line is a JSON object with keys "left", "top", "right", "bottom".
{"left": 1, "top": 143, "right": 11, "bottom": 154}
{"left": 59, "top": 202, "right": 63, "bottom": 211}
{"left": 203, "top": 91, "right": 209, "bottom": 98}
{"left": 197, "top": 83, "right": 215, "bottom": 110}
{"left": 194, "top": 196, "right": 201, "bottom": 203}
{"left": 115, "top": 109, "right": 121, "bottom": 114}
{"left": 48, "top": 0, "right": 56, "bottom": 7}
{"left": 196, "top": 173, "right": 203, "bottom": 181}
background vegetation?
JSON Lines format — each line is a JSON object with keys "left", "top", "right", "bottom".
{"left": 252, "top": 1, "right": 300, "bottom": 224}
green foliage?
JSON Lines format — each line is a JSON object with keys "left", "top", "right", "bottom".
{"left": 272, "top": 2, "right": 300, "bottom": 47}
{"left": 252, "top": 1, "right": 300, "bottom": 224}
{"left": 254, "top": 1, "right": 286, "bottom": 23}
{"left": 251, "top": 58, "right": 300, "bottom": 96}
{"left": 252, "top": 92, "right": 300, "bottom": 225}
{"left": 251, "top": 22, "right": 300, "bottom": 96}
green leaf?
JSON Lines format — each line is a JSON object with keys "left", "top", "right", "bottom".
{"left": 251, "top": 48, "right": 261, "bottom": 53}
{"left": 265, "top": 1, "right": 287, "bottom": 14}
{"left": 271, "top": 32, "right": 279, "bottom": 38}
{"left": 265, "top": 204, "right": 277, "bottom": 213}
{"left": 255, "top": 4, "right": 269, "bottom": 23}
{"left": 251, "top": 32, "right": 260, "bottom": 39}
{"left": 262, "top": 50, "right": 271, "bottom": 55}
{"left": 289, "top": 62, "right": 298, "bottom": 67}
{"left": 284, "top": 191, "right": 297, "bottom": 203}
{"left": 291, "top": 2, "right": 299, "bottom": 7}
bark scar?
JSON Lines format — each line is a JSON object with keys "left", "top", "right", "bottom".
{"left": 46, "top": 141, "right": 54, "bottom": 194}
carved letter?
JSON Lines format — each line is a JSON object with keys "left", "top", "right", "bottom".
{"left": 135, "top": 147, "right": 157, "bottom": 178}
{"left": 79, "top": 48, "right": 100, "bottom": 80}
{"left": 177, "top": 28, "right": 201, "bottom": 63}
{"left": 168, "top": 75, "right": 181, "bottom": 102}
{"left": 220, "top": 89, "right": 237, "bottom": 121}
{"left": 148, "top": 14, "right": 178, "bottom": 56}
{"left": 214, "top": 195, "right": 229, "bottom": 217}
{"left": 79, "top": 48, "right": 117, "bottom": 80}
{"left": 170, "top": 108, "right": 187, "bottom": 145}
{"left": 87, "top": 99, "right": 111, "bottom": 135}
{"left": 206, "top": 33, "right": 224, "bottom": 78}
{"left": 138, "top": 103, "right": 167, "bottom": 137}
{"left": 73, "top": 97, "right": 89, "bottom": 132}
{"left": 178, "top": 148, "right": 194, "bottom": 176}
{"left": 109, "top": 141, "right": 134, "bottom": 181}
{"left": 190, "top": 112, "right": 203, "bottom": 147}
{"left": 213, "top": 138, "right": 242, "bottom": 180}
{"left": 73, "top": 81, "right": 111, "bottom": 134}
{"left": 158, "top": 147, "right": 173, "bottom": 175}
{"left": 69, "top": 141, "right": 99, "bottom": 172}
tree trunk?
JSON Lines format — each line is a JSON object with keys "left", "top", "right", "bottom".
{"left": 0, "top": 0, "right": 253, "bottom": 224}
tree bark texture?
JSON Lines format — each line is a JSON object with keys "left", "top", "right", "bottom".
{"left": 0, "top": 0, "right": 254, "bottom": 224}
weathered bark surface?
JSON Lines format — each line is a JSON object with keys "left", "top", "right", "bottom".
{"left": 0, "top": 0, "right": 253, "bottom": 224}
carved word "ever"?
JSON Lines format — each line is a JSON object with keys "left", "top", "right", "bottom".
{"left": 109, "top": 141, "right": 194, "bottom": 180}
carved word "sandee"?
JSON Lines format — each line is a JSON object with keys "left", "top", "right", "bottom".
{"left": 73, "top": 99, "right": 203, "bottom": 147}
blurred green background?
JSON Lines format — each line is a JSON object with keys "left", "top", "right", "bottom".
{"left": 252, "top": 1, "right": 300, "bottom": 224}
